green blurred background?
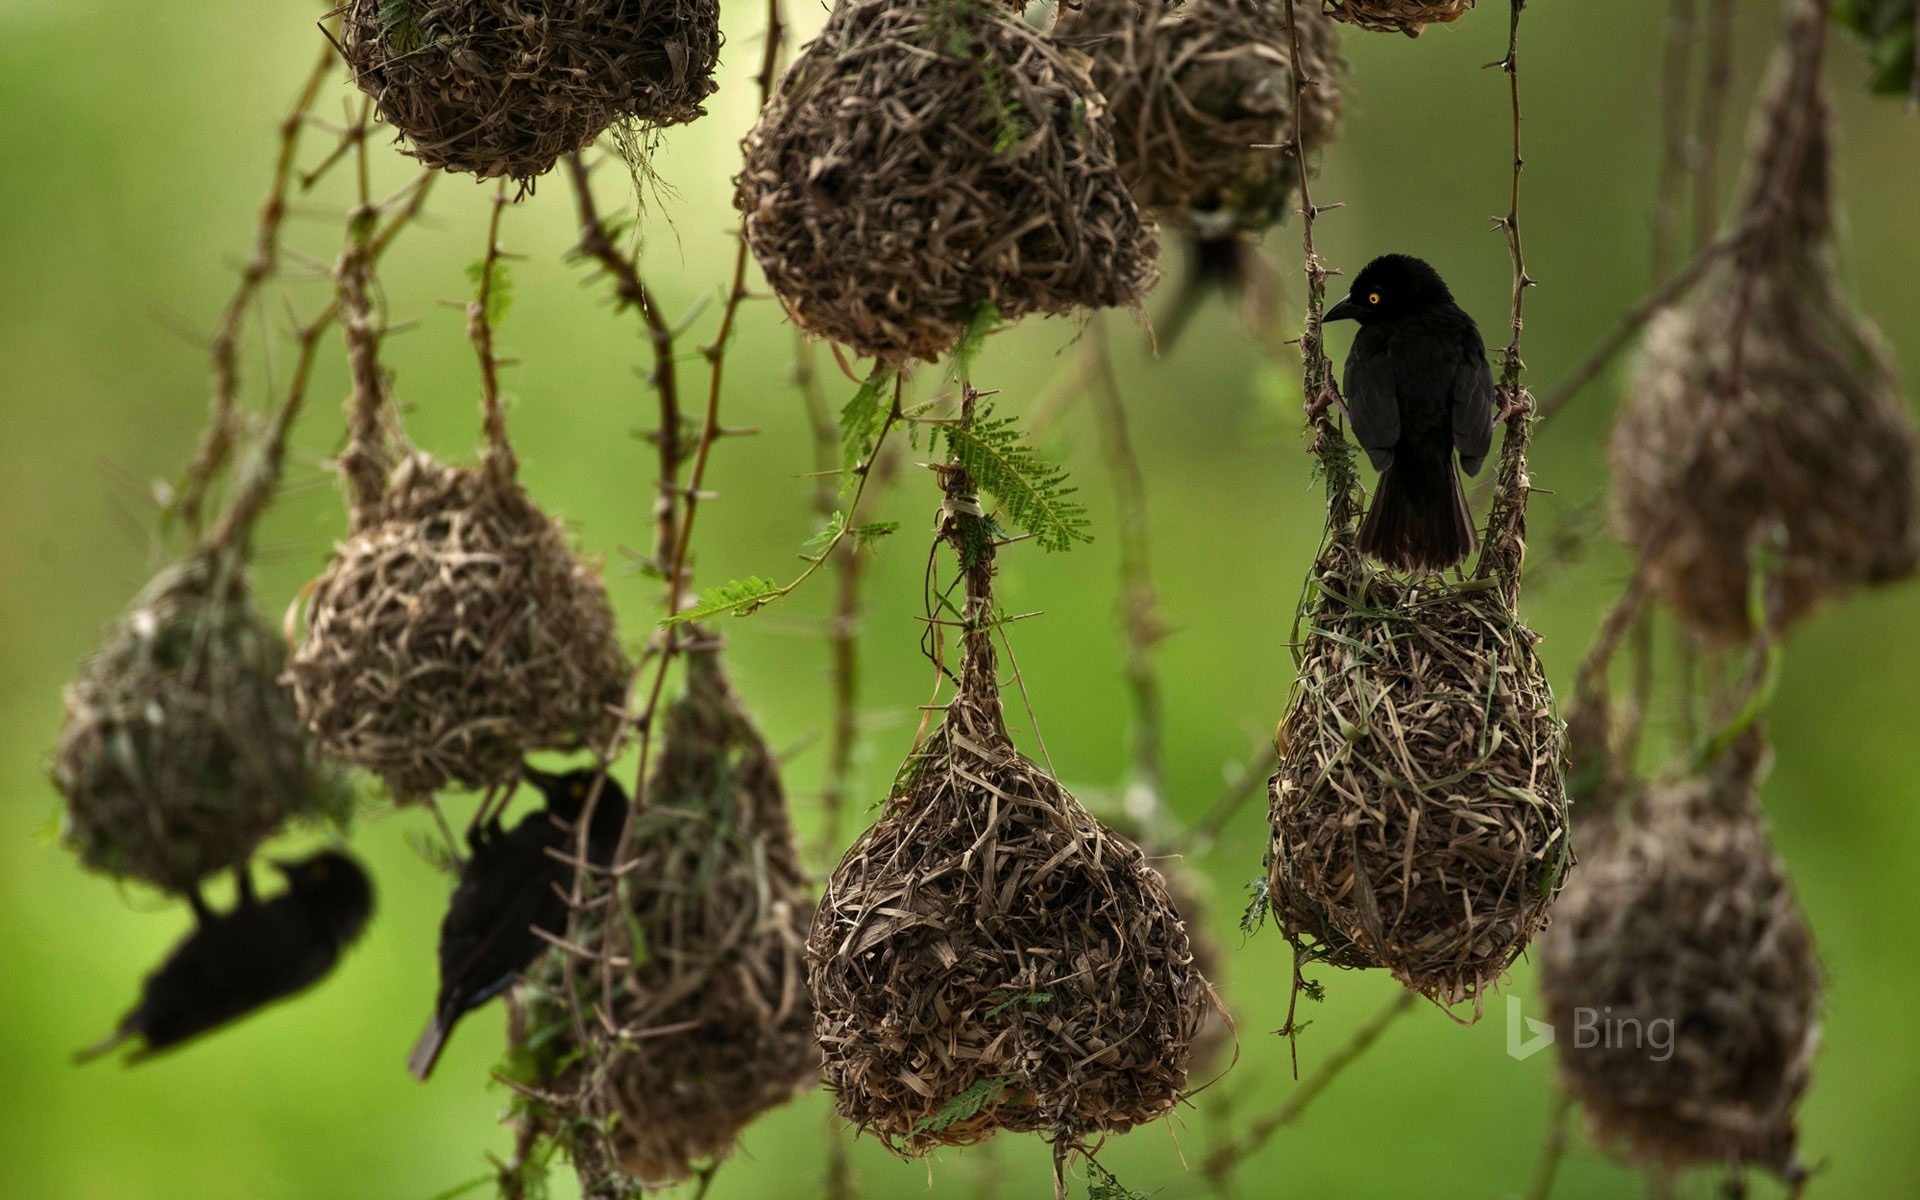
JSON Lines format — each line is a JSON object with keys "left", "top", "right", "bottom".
{"left": 3, "top": 1, "right": 1917, "bottom": 1196}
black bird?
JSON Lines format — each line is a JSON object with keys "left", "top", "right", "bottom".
{"left": 77, "top": 850, "right": 374, "bottom": 1064}
{"left": 407, "top": 765, "right": 629, "bottom": 1081}
{"left": 1324, "top": 254, "right": 1497, "bottom": 573}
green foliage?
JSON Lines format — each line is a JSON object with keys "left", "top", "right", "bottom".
{"left": 911, "top": 1077, "right": 1009, "bottom": 1136}
{"left": 661, "top": 577, "right": 783, "bottom": 626}
{"left": 378, "top": 0, "right": 426, "bottom": 54}
{"left": 805, "top": 511, "right": 899, "bottom": 555}
{"left": 951, "top": 301, "right": 999, "bottom": 383}
{"left": 1836, "top": 0, "right": 1917, "bottom": 97}
{"left": 839, "top": 367, "right": 897, "bottom": 475}
{"left": 420, "top": 1173, "right": 491, "bottom": 1200}
{"left": 1085, "top": 1158, "right": 1150, "bottom": 1200}
{"left": 465, "top": 257, "right": 514, "bottom": 326}
{"left": 986, "top": 990, "right": 1052, "bottom": 1016}
{"left": 1240, "top": 876, "right": 1271, "bottom": 936}
{"left": 941, "top": 405, "right": 1090, "bottom": 552}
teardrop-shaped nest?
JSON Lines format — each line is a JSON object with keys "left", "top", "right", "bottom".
{"left": 1055, "top": 0, "right": 1342, "bottom": 235}
{"left": 809, "top": 623, "right": 1207, "bottom": 1153}
{"left": 1321, "top": 0, "right": 1473, "bottom": 36}
{"left": 53, "top": 554, "right": 348, "bottom": 892}
{"left": 1610, "top": 53, "right": 1918, "bottom": 643}
{"left": 288, "top": 453, "right": 630, "bottom": 798}
{"left": 736, "top": 0, "right": 1158, "bottom": 364}
{"left": 516, "top": 647, "right": 815, "bottom": 1193}
{"left": 338, "top": 0, "right": 721, "bottom": 183}
{"left": 1268, "top": 542, "right": 1570, "bottom": 1009}
{"left": 1537, "top": 733, "right": 1819, "bottom": 1181}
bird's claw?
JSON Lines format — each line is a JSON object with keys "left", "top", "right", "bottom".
{"left": 1495, "top": 390, "right": 1534, "bottom": 426}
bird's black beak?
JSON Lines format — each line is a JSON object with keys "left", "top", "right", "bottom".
{"left": 1324, "top": 293, "right": 1361, "bottom": 324}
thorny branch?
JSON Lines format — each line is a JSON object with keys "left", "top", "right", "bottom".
{"left": 1653, "top": 0, "right": 1698, "bottom": 282}
{"left": 1201, "top": 989, "right": 1418, "bottom": 1181}
{"left": 1524, "top": 1089, "right": 1576, "bottom": 1200}
{"left": 171, "top": 42, "right": 339, "bottom": 537}
{"left": 1694, "top": 0, "right": 1737, "bottom": 253}
{"left": 471, "top": 180, "right": 517, "bottom": 476}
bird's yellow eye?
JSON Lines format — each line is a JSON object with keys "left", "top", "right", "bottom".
{"left": 1367, "top": 292, "right": 1381, "bottom": 305}
{"left": 309, "top": 859, "right": 330, "bottom": 881}
{"left": 571, "top": 781, "right": 587, "bottom": 799}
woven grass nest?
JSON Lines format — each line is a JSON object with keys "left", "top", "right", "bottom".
{"left": 288, "top": 452, "right": 629, "bottom": 799}
{"left": 1611, "top": 54, "right": 1918, "bottom": 644}
{"left": 1321, "top": 0, "right": 1473, "bottom": 36}
{"left": 53, "top": 553, "right": 345, "bottom": 893}
{"left": 808, "top": 479, "right": 1207, "bottom": 1156}
{"left": 1055, "top": 0, "right": 1342, "bottom": 235}
{"left": 1268, "top": 538, "right": 1570, "bottom": 1009}
{"left": 339, "top": 0, "right": 721, "bottom": 182}
{"left": 736, "top": 0, "right": 1158, "bottom": 364}
{"left": 518, "top": 645, "right": 816, "bottom": 1193}
{"left": 1538, "top": 732, "right": 1819, "bottom": 1182}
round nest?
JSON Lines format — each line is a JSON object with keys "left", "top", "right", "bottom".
{"left": 519, "top": 647, "right": 816, "bottom": 1193}
{"left": 1538, "top": 733, "right": 1819, "bottom": 1180}
{"left": 808, "top": 509, "right": 1207, "bottom": 1155}
{"left": 288, "top": 452, "right": 630, "bottom": 798}
{"left": 736, "top": 0, "right": 1158, "bottom": 364}
{"left": 340, "top": 0, "right": 721, "bottom": 182}
{"left": 1055, "top": 0, "right": 1343, "bottom": 235}
{"left": 53, "top": 554, "right": 346, "bottom": 892}
{"left": 1321, "top": 0, "right": 1473, "bottom": 36}
{"left": 1610, "top": 56, "right": 1918, "bottom": 643}
{"left": 1268, "top": 542, "right": 1571, "bottom": 1009}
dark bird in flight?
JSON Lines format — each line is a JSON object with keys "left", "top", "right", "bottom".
{"left": 407, "top": 765, "right": 629, "bottom": 1082}
{"left": 77, "top": 850, "right": 374, "bottom": 1064}
{"left": 1325, "top": 254, "right": 1497, "bottom": 573}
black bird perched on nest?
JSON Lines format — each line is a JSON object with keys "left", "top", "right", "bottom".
{"left": 408, "top": 765, "right": 629, "bottom": 1081}
{"left": 1325, "top": 254, "right": 1496, "bottom": 572}
{"left": 77, "top": 850, "right": 375, "bottom": 1064}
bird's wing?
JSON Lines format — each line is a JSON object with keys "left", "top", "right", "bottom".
{"left": 433, "top": 826, "right": 568, "bottom": 1019}
{"left": 130, "top": 904, "right": 339, "bottom": 1051}
{"left": 1452, "top": 321, "right": 1498, "bottom": 476}
{"left": 1343, "top": 326, "right": 1399, "bottom": 471}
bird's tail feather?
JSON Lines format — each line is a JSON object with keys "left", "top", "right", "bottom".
{"left": 73, "top": 1028, "right": 131, "bottom": 1065}
{"left": 1358, "top": 452, "right": 1477, "bottom": 573}
{"left": 408, "top": 1014, "right": 452, "bottom": 1082}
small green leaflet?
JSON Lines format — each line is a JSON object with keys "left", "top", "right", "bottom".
{"left": 952, "top": 301, "right": 999, "bottom": 382}
{"left": 839, "top": 366, "right": 896, "bottom": 475}
{"left": 942, "top": 404, "right": 1090, "bottom": 552}
{"left": 465, "top": 257, "right": 513, "bottom": 326}
{"left": 660, "top": 577, "right": 782, "bottom": 626}
{"left": 805, "top": 511, "right": 899, "bottom": 555}
{"left": 986, "top": 990, "right": 1052, "bottom": 1016}
{"left": 912, "top": 1077, "right": 1009, "bottom": 1136}
{"left": 1240, "top": 876, "right": 1271, "bottom": 936}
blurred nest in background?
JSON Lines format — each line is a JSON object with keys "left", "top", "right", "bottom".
{"left": 54, "top": 554, "right": 346, "bottom": 893}
{"left": 1269, "top": 541, "right": 1570, "bottom": 1009}
{"left": 1055, "top": 0, "right": 1342, "bottom": 236}
{"left": 808, "top": 502, "right": 1207, "bottom": 1155}
{"left": 1538, "top": 733, "right": 1820, "bottom": 1182}
{"left": 736, "top": 0, "right": 1157, "bottom": 363}
{"left": 1321, "top": 0, "right": 1473, "bottom": 36}
{"left": 519, "top": 646, "right": 815, "bottom": 1193}
{"left": 1611, "top": 47, "right": 1917, "bottom": 643}
{"left": 339, "top": 0, "right": 720, "bottom": 182}
{"left": 289, "top": 452, "right": 629, "bottom": 799}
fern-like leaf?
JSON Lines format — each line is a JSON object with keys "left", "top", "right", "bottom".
{"left": 465, "top": 257, "right": 513, "bottom": 325}
{"left": 912, "top": 1078, "right": 1009, "bottom": 1136}
{"left": 942, "top": 405, "right": 1090, "bottom": 552}
{"left": 840, "top": 367, "right": 897, "bottom": 473}
{"left": 661, "top": 577, "right": 783, "bottom": 626}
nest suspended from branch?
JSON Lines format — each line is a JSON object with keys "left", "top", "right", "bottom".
{"left": 1321, "top": 0, "right": 1473, "bottom": 36}
{"left": 736, "top": 0, "right": 1158, "bottom": 364}
{"left": 518, "top": 646, "right": 816, "bottom": 1192}
{"left": 1610, "top": 44, "right": 1918, "bottom": 643}
{"left": 1268, "top": 536, "right": 1570, "bottom": 1010}
{"left": 1538, "top": 733, "right": 1819, "bottom": 1182}
{"left": 53, "top": 554, "right": 346, "bottom": 893}
{"left": 1055, "top": 0, "right": 1343, "bottom": 236}
{"left": 808, "top": 453, "right": 1207, "bottom": 1156}
{"left": 338, "top": 0, "right": 721, "bottom": 182}
{"left": 288, "top": 452, "right": 630, "bottom": 798}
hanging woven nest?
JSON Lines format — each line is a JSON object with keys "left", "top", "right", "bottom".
{"left": 288, "top": 451, "right": 630, "bottom": 798}
{"left": 1610, "top": 35, "right": 1918, "bottom": 643}
{"left": 1268, "top": 523, "right": 1570, "bottom": 1008}
{"left": 1538, "top": 732, "right": 1819, "bottom": 1182}
{"left": 53, "top": 552, "right": 347, "bottom": 893}
{"left": 736, "top": 0, "right": 1158, "bottom": 364}
{"left": 338, "top": 0, "right": 721, "bottom": 182}
{"left": 807, "top": 450, "right": 1208, "bottom": 1156}
{"left": 1055, "top": 0, "right": 1343, "bottom": 236}
{"left": 516, "top": 645, "right": 816, "bottom": 1192}
{"left": 1321, "top": 0, "right": 1473, "bottom": 36}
